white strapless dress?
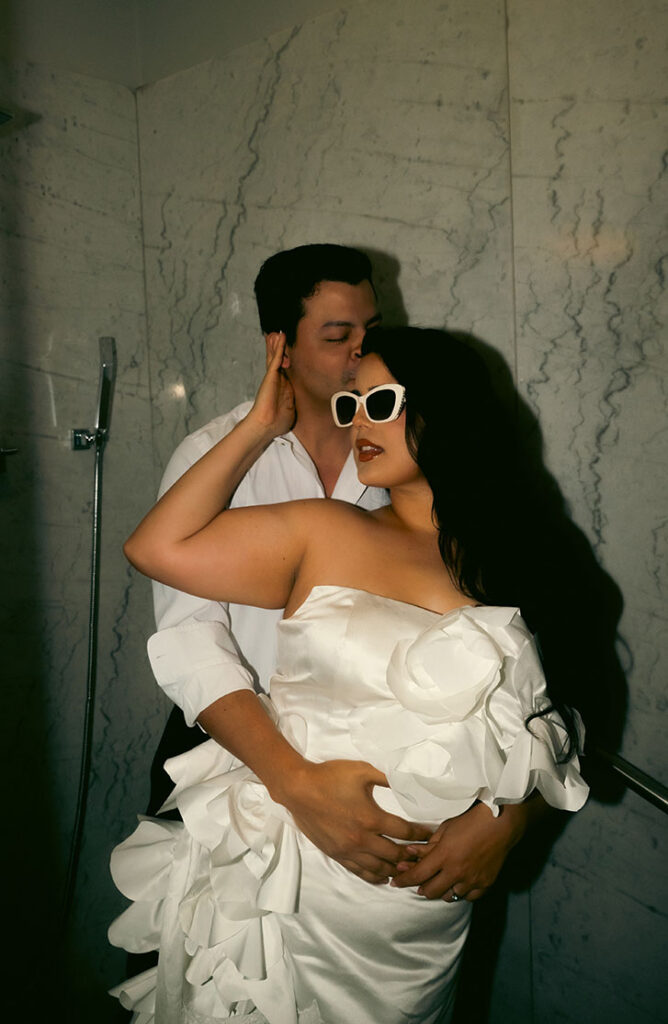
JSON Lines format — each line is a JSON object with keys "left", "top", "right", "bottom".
{"left": 108, "top": 587, "right": 588, "bottom": 1024}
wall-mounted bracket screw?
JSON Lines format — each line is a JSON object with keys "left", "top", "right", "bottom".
{"left": 70, "top": 429, "right": 96, "bottom": 450}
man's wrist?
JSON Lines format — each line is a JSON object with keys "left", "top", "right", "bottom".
{"left": 496, "top": 794, "right": 547, "bottom": 848}
{"left": 497, "top": 804, "right": 527, "bottom": 847}
{"left": 266, "top": 755, "right": 314, "bottom": 808}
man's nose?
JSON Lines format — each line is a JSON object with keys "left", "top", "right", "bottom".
{"left": 350, "top": 328, "right": 365, "bottom": 359}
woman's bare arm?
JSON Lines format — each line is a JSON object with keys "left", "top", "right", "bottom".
{"left": 124, "top": 335, "right": 304, "bottom": 607}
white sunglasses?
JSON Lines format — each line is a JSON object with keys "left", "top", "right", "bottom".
{"left": 331, "top": 383, "right": 406, "bottom": 427}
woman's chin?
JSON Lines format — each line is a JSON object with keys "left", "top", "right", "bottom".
{"left": 355, "top": 457, "right": 426, "bottom": 493}
{"left": 355, "top": 457, "right": 382, "bottom": 483}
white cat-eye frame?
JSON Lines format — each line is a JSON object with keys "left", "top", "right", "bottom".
{"left": 331, "top": 383, "right": 407, "bottom": 427}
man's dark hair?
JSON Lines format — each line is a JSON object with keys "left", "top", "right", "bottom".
{"left": 254, "top": 244, "right": 374, "bottom": 345}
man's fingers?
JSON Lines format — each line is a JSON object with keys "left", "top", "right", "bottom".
{"left": 393, "top": 855, "right": 421, "bottom": 873}
{"left": 365, "top": 766, "right": 390, "bottom": 787}
{"left": 340, "top": 860, "right": 390, "bottom": 885}
{"left": 401, "top": 842, "right": 434, "bottom": 860}
{"left": 391, "top": 849, "right": 452, "bottom": 889}
{"left": 347, "top": 850, "right": 398, "bottom": 877}
{"left": 375, "top": 811, "right": 432, "bottom": 844}
{"left": 418, "top": 872, "right": 455, "bottom": 900}
{"left": 360, "top": 773, "right": 432, "bottom": 843}
{"left": 361, "top": 832, "right": 413, "bottom": 867}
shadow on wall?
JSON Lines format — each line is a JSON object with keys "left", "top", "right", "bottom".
{"left": 467, "top": 334, "right": 628, "bottom": 770}
{"left": 450, "top": 333, "right": 629, "bottom": 1024}
{"left": 361, "top": 247, "right": 410, "bottom": 328}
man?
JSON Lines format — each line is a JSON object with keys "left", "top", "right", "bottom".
{"left": 146, "top": 243, "right": 542, "bottom": 894}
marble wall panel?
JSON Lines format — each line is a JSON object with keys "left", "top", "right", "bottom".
{"left": 137, "top": 0, "right": 514, "bottom": 472}
{"left": 0, "top": 59, "right": 163, "bottom": 1020}
{"left": 508, "top": 0, "right": 667, "bottom": 767}
{"left": 507, "top": 1, "right": 668, "bottom": 1021}
{"left": 531, "top": 797, "right": 668, "bottom": 1023}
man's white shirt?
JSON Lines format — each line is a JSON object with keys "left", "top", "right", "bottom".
{"left": 148, "top": 401, "right": 388, "bottom": 726}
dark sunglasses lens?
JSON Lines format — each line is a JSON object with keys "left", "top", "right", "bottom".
{"left": 366, "top": 388, "right": 397, "bottom": 422}
{"left": 334, "top": 394, "right": 358, "bottom": 425}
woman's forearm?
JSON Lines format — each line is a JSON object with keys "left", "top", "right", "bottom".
{"left": 124, "top": 413, "right": 275, "bottom": 577}
{"left": 125, "top": 334, "right": 296, "bottom": 590}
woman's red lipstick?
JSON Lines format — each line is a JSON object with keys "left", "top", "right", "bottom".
{"left": 356, "top": 438, "right": 384, "bottom": 462}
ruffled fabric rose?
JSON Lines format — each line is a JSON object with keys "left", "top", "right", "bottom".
{"left": 349, "top": 605, "right": 588, "bottom": 823}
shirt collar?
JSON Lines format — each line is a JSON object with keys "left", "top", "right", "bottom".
{"left": 277, "top": 430, "right": 368, "bottom": 503}
{"left": 331, "top": 448, "right": 368, "bottom": 503}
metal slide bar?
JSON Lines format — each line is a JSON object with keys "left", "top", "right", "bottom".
{"left": 62, "top": 337, "right": 117, "bottom": 928}
{"left": 594, "top": 748, "right": 668, "bottom": 814}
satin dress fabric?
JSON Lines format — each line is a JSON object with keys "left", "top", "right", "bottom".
{"left": 108, "top": 587, "right": 588, "bottom": 1024}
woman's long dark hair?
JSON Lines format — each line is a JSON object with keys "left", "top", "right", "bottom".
{"left": 362, "top": 326, "right": 581, "bottom": 759}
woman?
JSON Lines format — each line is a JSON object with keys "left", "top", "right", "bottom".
{"left": 109, "top": 327, "right": 588, "bottom": 1024}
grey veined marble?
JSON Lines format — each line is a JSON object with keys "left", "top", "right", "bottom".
{"left": 137, "top": 0, "right": 516, "bottom": 469}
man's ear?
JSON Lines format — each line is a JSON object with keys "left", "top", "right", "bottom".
{"left": 265, "top": 331, "right": 290, "bottom": 369}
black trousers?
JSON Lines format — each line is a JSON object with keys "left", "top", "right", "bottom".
{"left": 146, "top": 703, "right": 210, "bottom": 816}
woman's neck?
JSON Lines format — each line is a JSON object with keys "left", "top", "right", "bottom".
{"left": 388, "top": 479, "right": 437, "bottom": 534}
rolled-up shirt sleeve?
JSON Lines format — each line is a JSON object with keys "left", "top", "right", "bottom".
{"left": 147, "top": 619, "right": 255, "bottom": 727}
{"left": 148, "top": 404, "right": 255, "bottom": 726}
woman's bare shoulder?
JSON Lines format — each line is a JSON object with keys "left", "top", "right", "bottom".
{"left": 283, "top": 497, "right": 376, "bottom": 527}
